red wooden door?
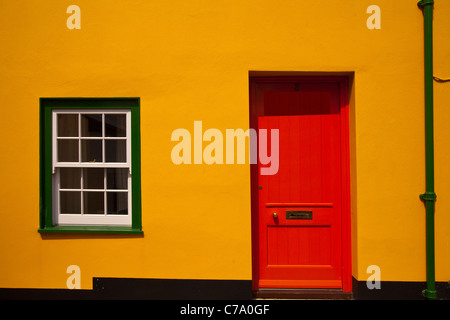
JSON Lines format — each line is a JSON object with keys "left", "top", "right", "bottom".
{"left": 254, "top": 80, "right": 346, "bottom": 289}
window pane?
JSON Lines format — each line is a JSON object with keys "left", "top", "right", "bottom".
{"left": 60, "top": 191, "right": 81, "bottom": 214}
{"left": 83, "top": 192, "right": 104, "bottom": 214}
{"left": 107, "top": 168, "right": 128, "bottom": 190}
{"left": 81, "top": 139, "right": 103, "bottom": 162}
{"left": 58, "top": 114, "right": 78, "bottom": 137}
{"left": 60, "top": 168, "right": 81, "bottom": 189}
{"left": 81, "top": 114, "right": 102, "bottom": 137}
{"left": 58, "top": 139, "right": 79, "bottom": 162}
{"left": 83, "top": 168, "right": 104, "bottom": 189}
{"left": 105, "top": 114, "right": 126, "bottom": 137}
{"left": 105, "top": 140, "right": 126, "bottom": 162}
{"left": 107, "top": 192, "right": 128, "bottom": 215}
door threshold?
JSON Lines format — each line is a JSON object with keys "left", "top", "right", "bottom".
{"left": 253, "top": 288, "right": 353, "bottom": 300}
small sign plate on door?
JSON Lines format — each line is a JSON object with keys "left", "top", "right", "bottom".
{"left": 286, "top": 211, "right": 313, "bottom": 220}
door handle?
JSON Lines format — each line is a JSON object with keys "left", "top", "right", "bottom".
{"left": 273, "top": 212, "right": 278, "bottom": 218}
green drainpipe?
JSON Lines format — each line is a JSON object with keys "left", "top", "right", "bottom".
{"left": 418, "top": 0, "right": 437, "bottom": 300}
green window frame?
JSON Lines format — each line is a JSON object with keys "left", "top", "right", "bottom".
{"left": 38, "top": 98, "right": 142, "bottom": 234}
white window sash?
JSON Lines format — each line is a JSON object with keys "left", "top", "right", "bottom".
{"left": 52, "top": 109, "right": 132, "bottom": 226}
{"left": 52, "top": 109, "right": 131, "bottom": 173}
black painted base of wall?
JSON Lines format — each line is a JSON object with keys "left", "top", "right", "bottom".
{"left": 0, "top": 278, "right": 253, "bottom": 300}
{"left": 352, "top": 277, "right": 450, "bottom": 300}
{"left": 1, "top": 277, "right": 449, "bottom": 300}
{"left": 93, "top": 278, "right": 253, "bottom": 300}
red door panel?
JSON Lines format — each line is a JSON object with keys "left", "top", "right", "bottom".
{"left": 256, "top": 82, "right": 344, "bottom": 289}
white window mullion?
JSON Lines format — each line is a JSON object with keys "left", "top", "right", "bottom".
{"left": 52, "top": 112, "right": 57, "bottom": 174}
{"left": 78, "top": 113, "right": 81, "bottom": 163}
{"left": 102, "top": 113, "right": 106, "bottom": 166}
{"left": 127, "top": 111, "right": 132, "bottom": 175}
{"left": 54, "top": 168, "right": 60, "bottom": 224}
{"left": 55, "top": 163, "right": 129, "bottom": 168}
{"left": 128, "top": 170, "right": 132, "bottom": 220}
{"left": 80, "top": 166, "right": 84, "bottom": 216}
{"left": 104, "top": 167, "right": 107, "bottom": 216}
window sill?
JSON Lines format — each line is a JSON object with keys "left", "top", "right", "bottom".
{"left": 38, "top": 225, "right": 143, "bottom": 234}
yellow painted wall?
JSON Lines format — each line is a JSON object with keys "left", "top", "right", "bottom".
{"left": 0, "top": 0, "right": 449, "bottom": 289}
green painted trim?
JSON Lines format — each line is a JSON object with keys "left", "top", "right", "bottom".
{"left": 39, "top": 98, "right": 142, "bottom": 234}
{"left": 44, "top": 106, "right": 53, "bottom": 228}
{"left": 131, "top": 103, "right": 142, "bottom": 230}
{"left": 39, "top": 101, "right": 46, "bottom": 229}
{"left": 38, "top": 226, "right": 143, "bottom": 234}
{"left": 39, "top": 97, "right": 140, "bottom": 108}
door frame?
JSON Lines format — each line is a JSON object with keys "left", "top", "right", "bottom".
{"left": 249, "top": 76, "right": 352, "bottom": 294}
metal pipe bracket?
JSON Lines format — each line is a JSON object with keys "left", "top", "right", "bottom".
{"left": 420, "top": 191, "right": 437, "bottom": 202}
{"left": 418, "top": 0, "right": 434, "bottom": 9}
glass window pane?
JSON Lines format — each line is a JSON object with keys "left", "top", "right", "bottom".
{"left": 60, "top": 168, "right": 81, "bottom": 189}
{"left": 60, "top": 191, "right": 81, "bottom": 214}
{"left": 107, "top": 168, "right": 128, "bottom": 190}
{"left": 105, "top": 114, "right": 126, "bottom": 137}
{"left": 83, "top": 168, "right": 104, "bottom": 189}
{"left": 105, "top": 140, "right": 126, "bottom": 162}
{"left": 81, "top": 139, "right": 103, "bottom": 162}
{"left": 83, "top": 192, "right": 104, "bottom": 214}
{"left": 58, "top": 139, "right": 79, "bottom": 162}
{"left": 81, "top": 114, "right": 102, "bottom": 137}
{"left": 107, "top": 192, "right": 128, "bottom": 215}
{"left": 58, "top": 114, "right": 78, "bottom": 137}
